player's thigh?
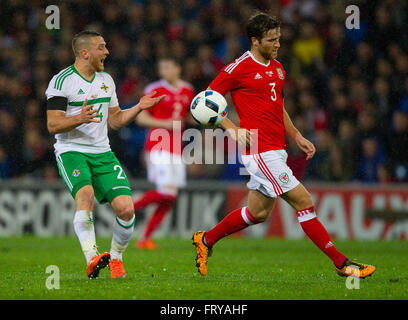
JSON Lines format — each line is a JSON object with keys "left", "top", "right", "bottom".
{"left": 91, "top": 152, "right": 132, "bottom": 204}
{"left": 110, "top": 194, "right": 134, "bottom": 221}
{"left": 280, "top": 183, "right": 313, "bottom": 211}
{"left": 56, "top": 152, "right": 93, "bottom": 202}
{"left": 247, "top": 189, "right": 276, "bottom": 221}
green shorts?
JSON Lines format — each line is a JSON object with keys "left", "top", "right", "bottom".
{"left": 56, "top": 151, "right": 132, "bottom": 204}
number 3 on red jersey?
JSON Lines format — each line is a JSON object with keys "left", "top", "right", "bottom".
{"left": 269, "top": 82, "right": 276, "bottom": 101}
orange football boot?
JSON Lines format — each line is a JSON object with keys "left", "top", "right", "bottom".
{"left": 192, "top": 231, "right": 212, "bottom": 276}
{"left": 136, "top": 238, "right": 158, "bottom": 250}
{"left": 86, "top": 252, "right": 110, "bottom": 279}
{"left": 335, "top": 259, "right": 376, "bottom": 278}
{"left": 109, "top": 259, "right": 127, "bottom": 279}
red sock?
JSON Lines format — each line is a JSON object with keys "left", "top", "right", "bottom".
{"left": 134, "top": 190, "right": 167, "bottom": 211}
{"left": 142, "top": 195, "right": 176, "bottom": 240}
{"left": 204, "top": 207, "right": 261, "bottom": 247}
{"left": 297, "top": 206, "right": 347, "bottom": 268}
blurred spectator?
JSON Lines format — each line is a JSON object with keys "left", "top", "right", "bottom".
{"left": 386, "top": 110, "right": 408, "bottom": 182}
{"left": 292, "top": 20, "right": 324, "bottom": 73}
{"left": 0, "top": 110, "right": 24, "bottom": 176}
{"left": 322, "top": 143, "right": 354, "bottom": 182}
{"left": 377, "top": 162, "right": 394, "bottom": 184}
{"left": 0, "top": 144, "right": 12, "bottom": 180}
{"left": 328, "top": 92, "right": 357, "bottom": 134}
{"left": 336, "top": 119, "right": 359, "bottom": 171}
{"left": 354, "top": 137, "right": 387, "bottom": 183}
{"left": 22, "top": 128, "right": 51, "bottom": 176}
{"left": 304, "top": 129, "right": 332, "bottom": 181}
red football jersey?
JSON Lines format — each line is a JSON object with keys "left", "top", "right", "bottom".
{"left": 209, "top": 51, "right": 286, "bottom": 154}
{"left": 143, "top": 79, "right": 195, "bottom": 154}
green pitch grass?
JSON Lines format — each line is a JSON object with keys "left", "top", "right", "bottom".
{"left": 0, "top": 236, "right": 406, "bottom": 300}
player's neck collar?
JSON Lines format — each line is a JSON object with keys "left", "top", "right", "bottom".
{"left": 162, "top": 79, "right": 182, "bottom": 92}
{"left": 72, "top": 63, "right": 96, "bottom": 83}
{"left": 248, "top": 51, "right": 270, "bottom": 67}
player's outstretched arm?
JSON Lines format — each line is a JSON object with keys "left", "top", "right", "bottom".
{"left": 135, "top": 109, "right": 174, "bottom": 130}
{"left": 47, "top": 99, "right": 100, "bottom": 135}
{"left": 283, "top": 107, "right": 316, "bottom": 160}
{"left": 108, "top": 91, "right": 165, "bottom": 130}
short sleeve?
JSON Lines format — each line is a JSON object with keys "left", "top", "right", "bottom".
{"left": 45, "top": 74, "right": 68, "bottom": 100}
{"left": 107, "top": 75, "right": 119, "bottom": 108}
{"left": 208, "top": 70, "right": 240, "bottom": 95}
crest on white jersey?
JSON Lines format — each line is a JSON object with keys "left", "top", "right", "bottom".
{"left": 101, "top": 82, "right": 109, "bottom": 93}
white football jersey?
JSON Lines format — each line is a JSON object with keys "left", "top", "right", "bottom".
{"left": 45, "top": 65, "right": 119, "bottom": 155}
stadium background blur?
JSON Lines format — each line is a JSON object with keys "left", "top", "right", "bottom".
{"left": 0, "top": 0, "right": 408, "bottom": 185}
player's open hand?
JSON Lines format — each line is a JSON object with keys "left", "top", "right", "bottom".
{"left": 137, "top": 91, "right": 166, "bottom": 111}
{"left": 295, "top": 134, "right": 316, "bottom": 160}
{"left": 79, "top": 99, "right": 101, "bottom": 123}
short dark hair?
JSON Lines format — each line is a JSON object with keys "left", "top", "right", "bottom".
{"left": 72, "top": 30, "right": 101, "bottom": 57}
{"left": 246, "top": 12, "right": 280, "bottom": 42}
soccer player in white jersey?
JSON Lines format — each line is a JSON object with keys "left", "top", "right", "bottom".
{"left": 45, "top": 31, "right": 164, "bottom": 279}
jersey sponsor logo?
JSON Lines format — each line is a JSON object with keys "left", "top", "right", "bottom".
{"left": 278, "top": 172, "right": 289, "bottom": 184}
{"left": 276, "top": 68, "right": 284, "bottom": 79}
{"left": 254, "top": 73, "right": 263, "bottom": 79}
{"left": 100, "top": 83, "right": 109, "bottom": 93}
{"left": 265, "top": 71, "right": 273, "bottom": 77}
{"left": 77, "top": 89, "right": 85, "bottom": 95}
{"left": 72, "top": 169, "right": 81, "bottom": 177}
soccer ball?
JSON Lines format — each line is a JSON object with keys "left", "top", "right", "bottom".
{"left": 190, "top": 90, "right": 228, "bottom": 127}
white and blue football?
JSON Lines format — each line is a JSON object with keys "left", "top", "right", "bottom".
{"left": 190, "top": 90, "right": 228, "bottom": 127}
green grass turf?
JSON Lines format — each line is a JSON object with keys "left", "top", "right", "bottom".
{"left": 0, "top": 236, "right": 406, "bottom": 300}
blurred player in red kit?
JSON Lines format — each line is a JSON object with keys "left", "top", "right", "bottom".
{"left": 192, "top": 12, "right": 376, "bottom": 278}
{"left": 134, "top": 57, "right": 195, "bottom": 249}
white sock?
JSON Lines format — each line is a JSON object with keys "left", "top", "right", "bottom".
{"left": 110, "top": 215, "right": 135, "bottom": 260}
{"left": 73, "top": 210, "right": 97, "bottom": 264}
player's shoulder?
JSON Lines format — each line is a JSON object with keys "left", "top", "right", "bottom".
{"left": 48, "top": 65, "right": 77, "bottom": 92}
{"left": 223, "top": 51, "right": 252, "bottom": 75}
{"left": 143, "top": 79, "right": 168, "bottom": 94}
{"left": 272, "top": 58, "right": 284, "bottom": 68}
{"left": 96, "top": 71, "right": 115, "bottom": 83}
{"left": 179, "top": 79, "right": 194, "bottom": 92}
{"left": 271, "top": 59, "right": 286, "bottom": 77}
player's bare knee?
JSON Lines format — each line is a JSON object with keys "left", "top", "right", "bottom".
{"left": 252, "top": 209, "right": 269, "bottom": 222}
{"left": 75, "top": 186, "right": 94, "bottom": 209}
{"left": 299, "top": 193, "right": 314, "bottom": 210}
{"left": 115, "top": 203, "right": 134, "bottom": 221}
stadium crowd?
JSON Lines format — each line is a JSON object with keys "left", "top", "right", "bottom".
{"left": 0, "top": 0, "right": 407, "bottom": 184}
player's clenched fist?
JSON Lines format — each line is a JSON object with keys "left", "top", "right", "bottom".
{"left": 79, "top": 99, "right": 100, "bottom": 123}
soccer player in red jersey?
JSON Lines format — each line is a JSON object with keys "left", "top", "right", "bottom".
{"left": 133, "top": 57, "right": 195, "bottom": 249}
{"left": 193, "top": 13, "right": 376, "bottom": 278}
